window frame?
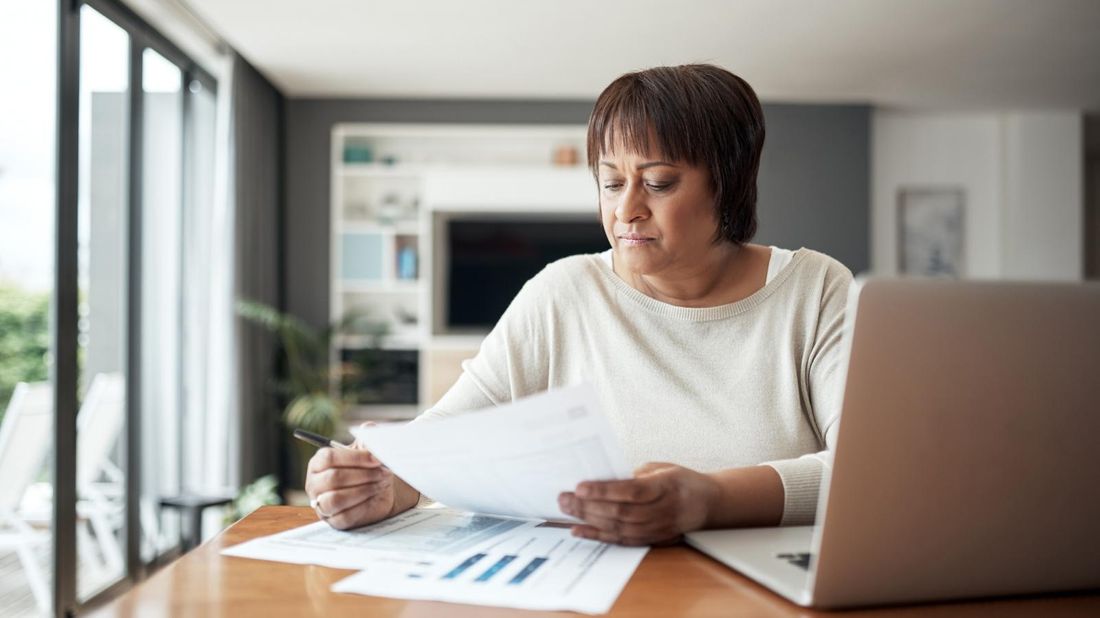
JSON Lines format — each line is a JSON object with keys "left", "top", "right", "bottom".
{"left": 55, "top": 0, "right": 217, "bottom": 614}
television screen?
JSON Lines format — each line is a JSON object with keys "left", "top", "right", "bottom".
{"left": 447, "top": 216, "right": 609, "bottom": 330}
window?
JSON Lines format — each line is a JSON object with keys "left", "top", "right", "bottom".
{"left": 0, "top": 1, "right": 220, "bottom": 614}
{"left": 76, "top": 4, "right": 132, "bottom": 600}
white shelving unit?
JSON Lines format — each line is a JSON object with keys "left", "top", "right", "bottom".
{"left": 330, "top": 123, "right": 591, "bottom": 419}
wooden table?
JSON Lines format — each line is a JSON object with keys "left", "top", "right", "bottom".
{"left": 90, "top": 506, "right": 1100, "bottom": 617}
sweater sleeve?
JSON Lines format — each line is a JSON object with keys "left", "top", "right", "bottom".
{"left": 762, "top": 260, "right": 853, "bottom": 525}
{"left": 414, "top": 275, "right": 553, "bottom": 423}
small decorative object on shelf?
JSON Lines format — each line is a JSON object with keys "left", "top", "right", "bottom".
{"left": 377, "top": 192, "right": 404, "bottom": 224}
{"left": 397, "top": 244, "right": 418, "bottom": 280}
{"left": 343, "top": 145, "right": 373, "bottom": 163}
{"left": 553, "top": 144, "right": 579, "bottom": 166}
{"left": 394, "top": 306, "right": 418, "bottom": 328}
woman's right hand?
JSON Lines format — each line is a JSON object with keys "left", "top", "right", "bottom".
{"left": 304, "top": 443, "right": 396, "bottom": 530}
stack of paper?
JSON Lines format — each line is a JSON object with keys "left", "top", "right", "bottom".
{"left": 222, "top": 384, "right": 648, "bottom": 614}
{"left": 331, "top": 515, "right": 646, "bottom": 614}
{"left": 222, "top": 506, "right": 540, "bottom": 571}
{"left": 351, "top": 383, "right": 632, "bottom": 522}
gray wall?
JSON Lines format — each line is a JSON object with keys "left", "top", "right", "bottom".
{"left": 755, "top": 104, "right": 869, "bottom": 273}
{"left": 285, "top": 99, "right": 870, "bottom": 328}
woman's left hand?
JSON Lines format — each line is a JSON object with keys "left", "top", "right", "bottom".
{"left": 558, "top": 462, "right": 719, "bottom": 546}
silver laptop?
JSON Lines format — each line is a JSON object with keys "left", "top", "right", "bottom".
{"left": 686, "top": 277, "right": 1100, "bottom": 609}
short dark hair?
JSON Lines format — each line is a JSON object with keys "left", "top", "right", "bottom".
{"left": 586, "top": 64, "right": 765, "bottom": 245}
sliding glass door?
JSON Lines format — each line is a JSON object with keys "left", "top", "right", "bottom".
{"left": 0, "top": 1, "right": 220, "bottom": 615}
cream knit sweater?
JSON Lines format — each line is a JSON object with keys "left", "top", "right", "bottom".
{"left": 419, "top": 248, "right": 853, "bottom": 525}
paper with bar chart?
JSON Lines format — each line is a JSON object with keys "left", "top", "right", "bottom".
{"left": 351, "top": 383, "right": 633, "bottom": 522}
{"left": 224, "top": 384, "right": 647, "bottom": 613}
{"left": 331, "top": 523, "right": 648, "bottom": 615}
{"left": 221, "top": 506, "right": 541, "bottom": 571}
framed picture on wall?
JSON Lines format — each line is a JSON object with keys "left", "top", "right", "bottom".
{"left": 897, "top": 188, "right": 966, "bottom": 277}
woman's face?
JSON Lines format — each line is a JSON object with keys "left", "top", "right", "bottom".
{"left": 597, "top": 146, "right": 721, "bottom": 279}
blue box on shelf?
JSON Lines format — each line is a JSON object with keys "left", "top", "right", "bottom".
{"left": 343, "top": 145, "right": 373, "bottom": 163}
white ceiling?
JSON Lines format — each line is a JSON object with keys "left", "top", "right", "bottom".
{"left": 183, "top": 0, "right": 1100, "bottom": 109}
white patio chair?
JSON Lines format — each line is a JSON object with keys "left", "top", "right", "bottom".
{"left": 0, "top": 381, "right": 54, "bottom": 614}
{"left": 7, "top": 372, "right": 168, "bottom": 605}
{"left": 73, "top": 373, "right": 167, "bottom": 571}
{"left": 74, "top": 372, "right": 128, "bottom": 573}
{"left": 19, "top": 372, "right": 147, "bottom": 576}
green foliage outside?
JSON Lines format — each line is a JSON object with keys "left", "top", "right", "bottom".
{"left": 0, "top": 284, "right": 50, "bottom": 425}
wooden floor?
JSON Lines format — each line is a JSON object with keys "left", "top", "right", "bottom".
{"left": 0, "top": 542, "right": 120, "bottom": 617}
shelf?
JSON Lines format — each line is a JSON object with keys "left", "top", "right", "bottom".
{"left": 339, "top": 162, "right": 589, "bottom": 177}
{"left": 342, "top": 221, "right": 420, "bottom": 235}
{"left": 345, "top": 404, "right": 420, "bottom": 422}
{"left": 339, "top": 333, "right": 422, "bottom": 350}
{"left": 335, "top": 122, "right": 587, "bottom": 140}
{"left": 427, "top": 334, "right": 488, "bottom": 350}
{"left": 333, "top": 123, "right": 588, "bottom": 413}
{"left": 341, "top": 280, "right": 423, "bottom": 293}
{"left": 338, "top": 164, "right": 421, "bottom": 178}
{"left": 421, "top": 166, "right": 594, "bottom": 211}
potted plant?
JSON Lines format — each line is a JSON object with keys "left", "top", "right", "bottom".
{"left": 236, "top": 300, "right": 388, "bottom": 488}
{"left": 222, "top": 474, "right": 282, "bottom": 525}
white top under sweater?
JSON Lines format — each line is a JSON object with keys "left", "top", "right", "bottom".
{"left": 598, "top": 246, "right": 793, "bottom": 284}
{"left": 419, "top": 247, "right": 853, "bottom": 525}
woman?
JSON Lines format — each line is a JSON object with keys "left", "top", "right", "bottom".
{"left": 305, "top": 64, "right": 852, "bottom": 546}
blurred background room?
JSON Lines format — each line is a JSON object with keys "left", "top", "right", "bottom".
{"left": 0, "top": 1, "right": 1098, "bottom": 615}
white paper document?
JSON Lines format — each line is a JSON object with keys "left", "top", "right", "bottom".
{"left": 224, "top": 385, "right": 648, "bottom": 614}
{"left": 352, "top": 383, "right": 632, "bottom": 522}
{"left": 221, "top": 507, "right": 541, "bottom": 571}
{"left": 331, "top": 522, "right": 649, "bottom": 615}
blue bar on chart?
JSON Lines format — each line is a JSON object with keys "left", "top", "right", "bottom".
{"left": 474, "top": 555, "right": 517, "bottom": 583}
{"left": 507, "top": 557, "right": 548, "bottom": 585}
{"left": 442, "top": 553, "right": 487, "bottom": 580}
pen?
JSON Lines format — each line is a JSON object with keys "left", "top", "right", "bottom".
{"left": 293, "top": 428, "right": 354, "bottom": 451}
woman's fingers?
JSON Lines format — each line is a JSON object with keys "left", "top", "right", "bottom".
{"left": 560, "top": 491, "right": 675, "bottom": 544}
{"left": 561, "top": 464, "right": 708, "bottom": 546}
{"left": 324, "top": 489, "right": 394, "bottom": 530}
{"left": 305, "top": 446, "right": 389, "bottom": 502}
{"left": 307, "top": 445, "right": 383, "bottom": 474}
{"left": 306, "top": 465, "right": 391, "bottom": 498}
{"left": 559, "top": 493, "right": 652, "bottom": 523}
{"left": 315, "top": 478, "right": 393, "bottom": 517}
{"left": 569, "top": 523, "right": 669, "bottom": 547}
{"left": 303, "top": 425, "right": 401, "bottom": 530}
{"left": 575, "top": 476, "right": 662, "bottom": 503}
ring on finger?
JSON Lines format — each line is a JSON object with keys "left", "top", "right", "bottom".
{"left": 309, "top": 497, "right": 332, "bottom": 519}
